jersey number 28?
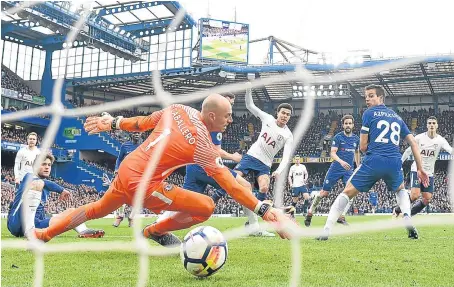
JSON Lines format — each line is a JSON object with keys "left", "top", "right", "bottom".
{"left": 375, "top": 120, "right": 401, "bottom": 145}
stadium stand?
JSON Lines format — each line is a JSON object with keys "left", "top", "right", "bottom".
{"left": 2, "top": 66, "right": 39, "bottom": 97}
{"left": 2, "top": 159, "right": 451, "bottom": 216}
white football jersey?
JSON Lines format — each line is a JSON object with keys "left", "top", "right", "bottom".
{"left": 410, "top": 133, "right": 452, "bottom": 176}
{"left": 14, "top": 147, "right": 41, "bottom": 181}
{"left": 247, "top": 113, "right": 293, "bottom": 167}
{"left": 289, "top": 164, "right": 308, "bottom": 187}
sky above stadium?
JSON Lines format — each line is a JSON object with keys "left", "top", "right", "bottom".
{"left": 180, "top": 0, "right": 454, "bottom": 64}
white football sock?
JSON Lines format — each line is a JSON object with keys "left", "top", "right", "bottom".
{"left": 396, "top": 189, "right": 411, "bottom": 216}
{"left": 342, "top": 198, "right": 354, "bottom": 216}
{"left": 74, "top": 223, "right": 88, "bottom": 233}
{"left": 22, "top": 189, "right": 42, "bottom": 237}
{"left": 309, "top": 194, "right": 322, "bottom": 214}
{"left": 323, "top": 193, "right": 350, "bottom": 232}
{"left": 243, "top": 207, "right": 259, "bottom": 232}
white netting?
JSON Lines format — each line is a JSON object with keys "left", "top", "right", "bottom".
{"left": 2, "top": 2, "right": 454, "bottom": 287}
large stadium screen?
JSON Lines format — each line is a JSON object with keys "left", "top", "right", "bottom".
{"left": 199, "top": 18, "right": 249, "bottom": 64}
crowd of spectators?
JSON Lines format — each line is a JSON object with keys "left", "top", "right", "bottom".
{"left": 82, "top": 159, "right": 114, "bottom": 174}
{"left": 1, "top": 126, "right": 60, "bottom": 149}
{"left": 60, "top": 100, "right": 454, "bottom": 158}
{"left": 202, "top": 26, "right": 248, "bottom": 38}
{"left": 1, "top": 163, "right": 451, "bottom": 216}
{"left": 2, "top": 102, "right": 452, "bottom": 216}
{"left": 2, "top": 66, "right": 39, "bottom": 97}
{"left": 1, "top": 66, "right": 50, "bottom": 117}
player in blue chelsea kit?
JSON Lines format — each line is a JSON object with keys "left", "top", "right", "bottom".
{"left": 369, "top": 190, "right": 378, "bottom": 213}
{"left": 7, "top": 153, "right": 104, "bottom": 239}
{"left": 305, "top": 115, "right": 360, "bottom": 227}
{"left": 113, "top": 131, "right": 142, "bottom": 227}
{"left": 115, "top": 132, "right": 142, "bottom": 174}
{"left": 317, "top": 84, "right": 429, "bottom": 240}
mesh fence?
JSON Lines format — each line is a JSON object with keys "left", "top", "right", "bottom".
{"left": 1, "top": 2, "right": 454, "bottom": 287}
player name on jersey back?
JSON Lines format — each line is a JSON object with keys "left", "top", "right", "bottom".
{"left": 247, "top": 114, "right": 293, "bottom": 167}
{"left": 361, "top": 104, "right": 410, "bottom": 159}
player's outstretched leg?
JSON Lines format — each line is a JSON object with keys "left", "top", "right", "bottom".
{"left": 306, "top": 190, "right": 327, "bottom": 227}
{"left": 409, "top": 197, "right": 430, "bottom": 216}
{"left": 49, "top": 208, "right": 105, "bottom": 239}
{"left": 142, "top": 186, "right": 215, "bottom": 247}
{"left": 395, "top": 188, "right": 418, "bottom": 239}
{"left": 316, "top": 183, "right": 358, "bottom": 241}
{"left": 248, "top": 174, "right": 275, "bottom": 237}
{"left": 34, "top": 187, "right": 125, "bottom": 242}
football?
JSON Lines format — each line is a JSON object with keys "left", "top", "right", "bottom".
{"left": 180, "top": 226, "right": 228, "bottom": 277}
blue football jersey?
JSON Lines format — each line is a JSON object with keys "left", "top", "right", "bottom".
{"left": 360, "top": 104, "right": 411, "bottom": 158}
{"left": 210, "top": 132, "right": 222, "bottom": 146}
{"left": 115, "top": 141, "right": 140, "bottom": 171}
{"left": 331, "top": 132, "right": 359, "bottom": 169}
{"left": 369, "top": 192, "right": 378, "bottom": 200}
{"left": 10, "top": 173, "right": 65, "bottom": 218}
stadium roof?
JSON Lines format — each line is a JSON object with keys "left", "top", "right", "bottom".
{"left": 1, "top": 1, "right": 195, "bottom": 53}
{"left": 69, "top": 57, "right": 454, "bottom": 104}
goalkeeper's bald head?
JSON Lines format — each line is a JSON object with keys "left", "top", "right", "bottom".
{"left": 201, "top": 94, "right": 233, "bottom": 132}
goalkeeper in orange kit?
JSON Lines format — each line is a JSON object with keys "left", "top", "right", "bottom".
{"left": 34, "top": 94, "right": 298, "bottom": 245}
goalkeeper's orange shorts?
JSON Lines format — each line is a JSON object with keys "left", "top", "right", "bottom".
{"left": 103, "top": 162, "right": 214, "bottom": 216}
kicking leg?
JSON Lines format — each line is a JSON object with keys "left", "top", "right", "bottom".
{"left": 256, "top": 174, "right": 270, "bottom": 201}
{"left": 395, "top": 183, "right": 419, "bottom": 239}
{"left": 394, "top": 187, "right": 418, "bottom": 217}
{"left": 249, "top": 174, "right": 274, "bottom": 237}
{"left": 410, "top": 191, "right": 432, "bottom": 216}
{"left": 49, "top": 208, "right": 105, "bottom": 239}
{"left": 317, "top": 182, "right": 359, "bottom": 240}
{"left": 337, "top": 197, "right": 354, "bottom": 226}
{"left": 306, "top": 190, "right": 328, "bottom": 227}
{"left": 35, "top": 186, "right": 126, "bottom": 242}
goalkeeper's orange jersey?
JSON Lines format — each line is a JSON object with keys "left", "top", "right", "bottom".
{"left": 115, "top": 104, "right": 258, "bottom": 211}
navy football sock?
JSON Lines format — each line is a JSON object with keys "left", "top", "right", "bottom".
{"left": 410, "top": 200, "right": 427, "bottom": 216}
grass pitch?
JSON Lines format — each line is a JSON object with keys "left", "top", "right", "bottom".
{"left": 2, "top": 215, "right": 454, "bottom": 287}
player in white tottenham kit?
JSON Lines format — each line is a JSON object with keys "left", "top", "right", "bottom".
{"left": 14, "top": 132, "right": 41, "bottom": 185}
{"left": 287, "top": 156, "right": 309, "bottom": 217}
{"left": 396, "top": 116, "right": 452, "bottom": 217}
{"left": 234, "top": 88, "right": 294, "bottom": 236}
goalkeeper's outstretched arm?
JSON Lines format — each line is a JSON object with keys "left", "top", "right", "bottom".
{"left": 84, "top": 109, "right": 165, "bottom": 134}
{"left": 118, "top": 109, "right": 164, "bottom": 132}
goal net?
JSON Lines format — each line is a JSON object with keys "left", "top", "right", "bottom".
{"left": 1, "top": 2, "right": 454, "bottom": 287}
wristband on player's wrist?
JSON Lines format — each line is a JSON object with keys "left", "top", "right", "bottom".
{"left": 254, "top": 201, "right": 272, "bottom": 217}
{"left": 111, "top": 116, "right": 123, "bottom": 130}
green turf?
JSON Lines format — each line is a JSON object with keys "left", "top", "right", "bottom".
{"left": 2, "top": 216, "right": 454, "bottom": 287}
